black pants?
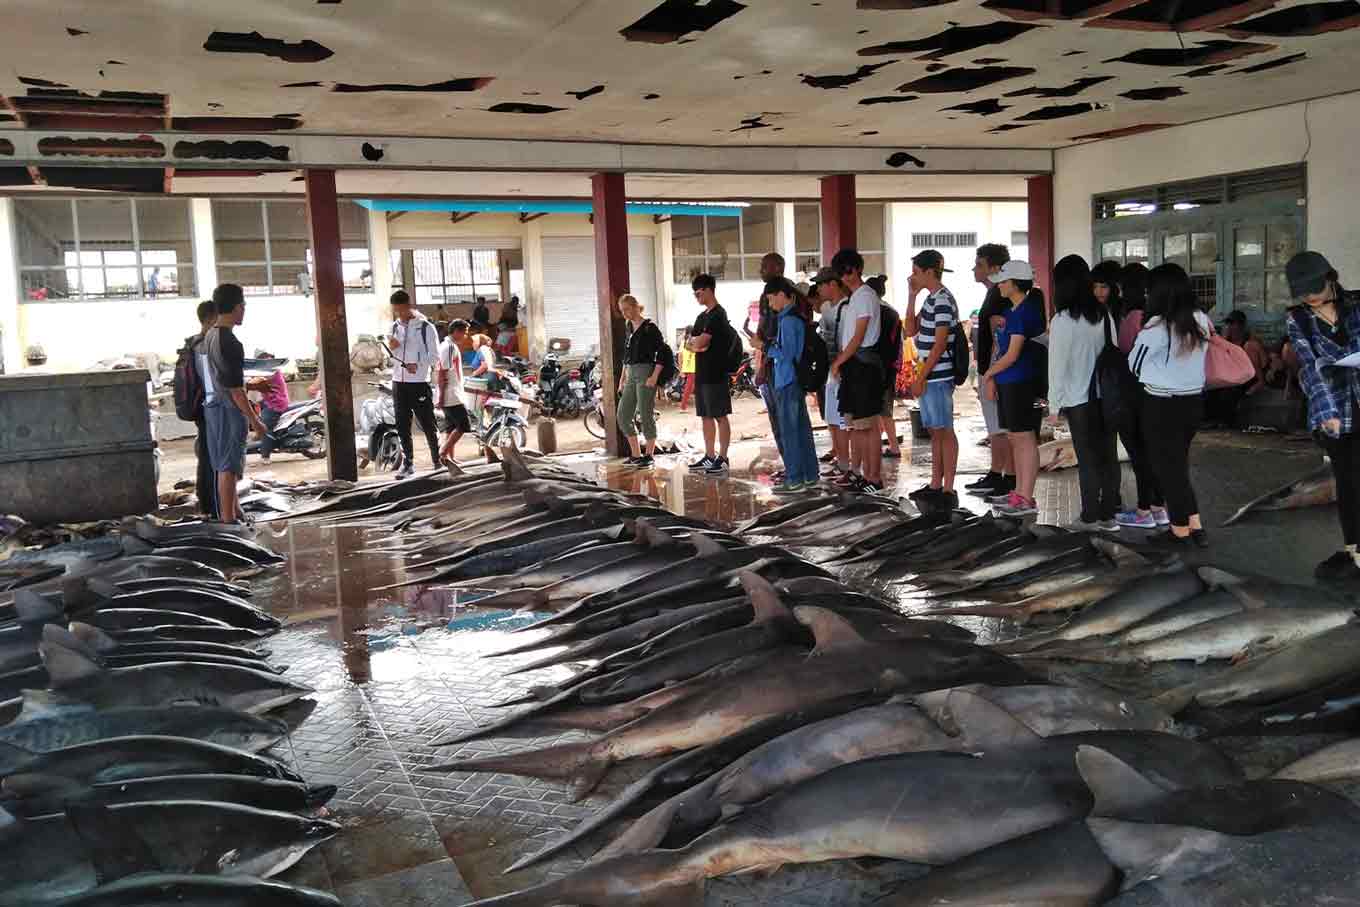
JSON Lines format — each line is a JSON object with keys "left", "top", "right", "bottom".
{"left": 394, "top": 381, "right": 440, "bottom": 468}
{"left": 1065, "top": 402, "right": 1121, "bottom": 522}
{"left": 1204, "top": 385, "right": 1248, "bottom": 426}
{"left": 1320, "top": 432, "right": 1360, "bottom": 546}
{"left": 1117, "top": 387, "right": 1163, "bottom": 510}
{"left": 194, "top": 416, "right": 218, "bottom": 519}
{"left": 1142, "top": 393, "right": 1203, "bottom": 527}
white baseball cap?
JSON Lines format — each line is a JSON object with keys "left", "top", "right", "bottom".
{"left": 989, "top": 260, "right": 1035, "bottom": 284}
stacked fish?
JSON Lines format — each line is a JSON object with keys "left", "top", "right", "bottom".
{"left": 278, "top": 448, "right": 1359, "bottom": 907}
{"left": 0, "top": 521, "right": 338, "bottom": 907}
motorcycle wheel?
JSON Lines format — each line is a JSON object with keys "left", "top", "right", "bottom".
{"left": 374, "top": 431, "right": 404, "bottom": 472}
{"left": 584, "top": 407, "right": 607, "bottom": 440}
{"left": 302, "top": 425, "right": 328, "bottom": 460}
{"left": 487, "top": 420, "right": 529, "bottom": 451}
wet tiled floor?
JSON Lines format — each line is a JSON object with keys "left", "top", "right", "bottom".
{"left": 251, "top": 398, "right": 1341, "bottom": 904}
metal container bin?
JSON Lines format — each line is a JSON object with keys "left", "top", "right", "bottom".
{"left": 0, "top": 369, "right": 158, "bottom": 524}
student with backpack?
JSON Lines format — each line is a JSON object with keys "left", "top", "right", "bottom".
{"left": 176, "top": 300, "right": 218, "bottom": 519}
{"left": 388, "top": 289, "right": 441, "bottom": 478}
{"left": 865, "top": 275, "right": 904, "bottom": 461}
{"left": 685, "top": 274, "right": 735, "bottom": 475}
{"left": 812, "top": 268, "right": 851, "bottom": 478}
{"left": 829, "top": 249, "right": 886, "bottom": 494}
{"left": 616, "top": 294, "right": 670, "bottom": 469}
{"left": 904, "top": 250, "right": 962, "bottom": 506}
{"left": 1047, "top": 254, "right": 1121, "bottom": 532}
{"left": 765, "top": 278, "right": 819, "bottom": 493}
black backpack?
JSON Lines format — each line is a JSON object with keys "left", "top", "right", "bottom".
{"left": 797, "top": 320, "right": 830, "bottom": 392}
{"left": 950, "top": 322, "right": 971, "bottom": 387}
{"left": 726, "top": 323, "right": 745, "bottom": 374}
{"left": 875, "top": 304, "right": 903, "bottom": 372}
{"left": 654, "top": 330, "right": 678, "bottom": 386}
{"left": 173, "top": 338, "right": 205, "bottom": 421}
{"left": 1088, "top": 314, "right": 1132, "bottom": 428}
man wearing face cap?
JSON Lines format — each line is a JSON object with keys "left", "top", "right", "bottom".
{"left": 1285, "top": 251, "right": 1360, "bottom": 580}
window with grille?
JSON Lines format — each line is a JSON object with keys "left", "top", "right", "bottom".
{"left": 1093, "top": 165, "right": 1305, "bottom": 221}
{"left": 674, "top": 203, "right": 888, "bottom": 281}
{"left": 910, "top": 232, "right": 978, "bottom": 248}
{"left": 15, "top": 197, "right": 195, "bottom": 301}
{"left": 212, "top": 199, "right": 371, "bottom": 296}
{"left": 389, "top": 249, "right": 501, "bottom": 308}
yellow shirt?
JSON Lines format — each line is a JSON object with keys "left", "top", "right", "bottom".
{"left": 680, "top": 347, "right": 696, "bottom": 374}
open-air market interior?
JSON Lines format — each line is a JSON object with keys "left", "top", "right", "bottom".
{"left": 6, "top": 2, "right": 1360, "bottom": 905}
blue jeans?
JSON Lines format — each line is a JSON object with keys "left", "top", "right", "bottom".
{"left": 259, "top": 406, "right": 283, "bottom": 458}
{"left": 776, "top": 383, "right": 817, "bottom": 485}
{"left": 759, "top": 380, "right": 783, "bottom": 456}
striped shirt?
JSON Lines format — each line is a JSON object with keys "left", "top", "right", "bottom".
{"left": 916, "top": 286, "right": 959, "bottom": 383}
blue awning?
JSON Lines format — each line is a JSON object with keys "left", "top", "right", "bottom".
{"left": 356, "top": 199, "right": 744, "bottom": 217}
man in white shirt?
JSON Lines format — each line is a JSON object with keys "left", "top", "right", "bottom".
{"left": 435, "top": 319, "right": 474, "bottom": 465}
{"left": 828, "top": 249, "right": 884, "bottom": 493}
{"left": 388, "top": 289, "right": 441, "bottom": 478}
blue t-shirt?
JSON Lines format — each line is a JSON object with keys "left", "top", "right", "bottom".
{"left": 772, "top": 307, "right": 805, "bottom": 390}
{"left": 994, "top": 292, "right": 1046, "bottom": 385}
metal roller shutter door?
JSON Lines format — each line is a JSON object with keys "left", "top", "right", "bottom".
{"left": 541, "top": 236, "right": 656, "bottom": 356}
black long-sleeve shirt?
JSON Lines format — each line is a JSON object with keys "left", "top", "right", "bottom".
{"left": 624, "top": 319, "right": 664, "bottom": 366}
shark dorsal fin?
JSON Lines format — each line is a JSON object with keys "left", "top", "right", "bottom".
{"left": 68, "top": 622, "right": 120, "bottom": 654}
{"left": 942, "top": 689, "right": 1043, "bottom": 748}
{"left": 740, "top": 572, "right": 792, "bottom": 625}
{"left": 794, "top": 606, "right": 869, "bottom": 654}
{"left": 1078, "top": 745, "right": 1172, "bottom": 817}
{"left": 38, "top": 640, "right": 104, "bottom": 689}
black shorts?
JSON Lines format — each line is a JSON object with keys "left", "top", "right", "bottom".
{"left": 443, "top": 405, "right": 472, "bottom": 433}
{"left": 838, "top": 357, "right": 885, "bottom": 422}
{"left": 998, "top": 380, "right": 1042, "bottom": 433}
{"left": 695, "top": 382, "right": 732, "bottom": 419}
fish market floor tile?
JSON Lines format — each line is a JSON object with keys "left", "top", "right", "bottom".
{"left": 334, "top": 858, "right": 472, "bottom": 907}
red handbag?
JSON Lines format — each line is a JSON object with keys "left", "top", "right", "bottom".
{"left": 1205, "top": 332, "right": 1256, "bottom": 389}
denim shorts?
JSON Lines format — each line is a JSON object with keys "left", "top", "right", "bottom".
{"left": 205, "top": 401, "right": 248, "bottom": 476}
{"left": 919, "top": 380, "right": 955, "bottom": 430}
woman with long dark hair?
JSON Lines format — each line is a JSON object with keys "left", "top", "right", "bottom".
{"left": 1048, "top": 255, "right": 1120, "bottom": 530}
{"left": 1129, "top": 263, "right": 1211, "bottom": 547}
{"left": 1113, "top": 261, "right": 1167, "bottom": 530}
{"left": 1285, "top": 252, "right": 1360, "bottom": 580}
{"left": 1092, "top": 259, "right": 1124, "bottom": 322}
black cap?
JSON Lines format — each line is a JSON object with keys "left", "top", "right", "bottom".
{"left": 1224, "top": 309, "right": 1247, "bottom": 325}
{"left": 911, "top": 249, "right": 952, "bottom": 273}
{"left": 1286, "top": 251, "right": 1333, "bottom": 299}
{"left": 810, "top": 266, "right": 839, "bottom": 285}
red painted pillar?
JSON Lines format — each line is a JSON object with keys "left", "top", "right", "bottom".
{"left": 820, "top": 175, "right": 857, "bottom": 260}
{"left": 303, "top": 169, "right": 357, "bottom": 481}
{"left": 591, "top": 172, "right": 631, "bottom": 458}
{"left": 1027, "top": 174, "right": 1055, "bottom": 314}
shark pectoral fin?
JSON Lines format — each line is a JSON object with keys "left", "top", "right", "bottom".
{"left": 1078, "top": 746, "right": 1172, "bottom": 817}
{"left": 445, "top": 459, "right": 466, "bottom": 479}
{"left": 741, "top": 572, "right": 792, "bottom": 625}
{"left": 2, "top": 771, "right": 83, "bottom": 798}
{"left": 1091, "top": 537, "right": 1149, "bottom": 568}
{"left": 793, "top": 606, "right": 869, "bottom": 655}
{"left": 1220, "top": 583, "right": 1270, "bottom": 611}
{"left": 943, "top": 690, "right": 1043, "bottom": 748}
{"left": 1086, "top": 817, "right": 1233, "bottom": 889}
{"left": 66, "top": 803, "right": 163, "bottom": 885}
{"left": 1197, "top": 566, "right": 1247, "bottom": 589}
{"left": 12, "top": 590, "right": 62, "bottom": 624}
{"left": 67, "top": 622, "right": 119, "bottom": 653}
{"left": 38, "top": 641, "right": 104, "bottom": 689}
{"left": 568, "top": 758, "right": 612, "bottom": 803}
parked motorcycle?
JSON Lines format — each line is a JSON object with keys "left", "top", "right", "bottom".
{"left": 731, "top": 352, "right": 759, "bottom": 400}
{"left": 247, "top": 397, "right": 327, "bottom": 460}
{"left": 537, "top": 351, "right": 591, "bottom": 419}
{"left": 358, "top": 382, "right": 441, "bottom": 472}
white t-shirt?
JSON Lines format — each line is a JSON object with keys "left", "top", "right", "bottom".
{"left": 436, "top": 338, "right": 467, "bottom": 408}
{"left": 838, "top": 284, "right": 881, "bottom": 353}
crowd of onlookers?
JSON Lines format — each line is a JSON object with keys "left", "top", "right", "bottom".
{"left": 183, "top": 241, "right": 1360, "bottom": 582}
{"left": 613, "top": 242, "right": 1360, "bottom": 581}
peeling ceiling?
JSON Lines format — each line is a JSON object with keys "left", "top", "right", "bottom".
{"left": 0, "top": 0, "right": 1358, "bottom": 155}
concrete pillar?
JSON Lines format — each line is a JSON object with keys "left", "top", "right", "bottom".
{"left": 655, "top": 219, "right": 674, "bottom": 344}
{"left": 1027, "top": 175, "right": 1055, "bottom": 308}
{"left": 775, "top": 203, "right": 797, "bottom": 276}
{"left": 189, "top": 198, "right": 217, "bottom": 302}
{"left": 304, "top": 169, "right": 358, "bottom": 482}
{"left": 367, "top": 207, "right": 393, "bottom": 304}
{"left": 591, "top": 172, "right": 630, "bottom": 458}
{"left": 0, "top": 199, "right": 19, "bottom": 374}
{"left": 820, "top": 175, "right": 857, "bottom": 258}
{"left": 523, "top": 218, "right": 547, "bottom": 360}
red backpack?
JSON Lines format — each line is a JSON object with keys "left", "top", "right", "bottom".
{"left": 174, "top": 338, "right": 205, "bottom": 421}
